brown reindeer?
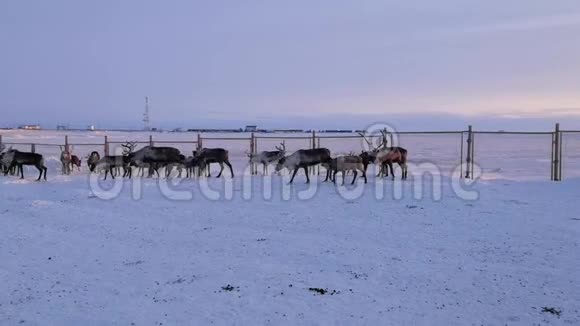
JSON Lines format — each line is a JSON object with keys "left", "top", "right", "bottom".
{"left": 359, "top": 130, "right": 408, "bottom": 180}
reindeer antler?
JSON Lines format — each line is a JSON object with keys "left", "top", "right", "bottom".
{"left": 275, "top": 141, "right": 286, "bottom": 152}
{"left": 358, "top": 132, "right": 373, "bottom": 147}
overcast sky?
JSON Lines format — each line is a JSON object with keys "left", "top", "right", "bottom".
{"left": 1, "top": 0, "right": 580, "bottom": 129}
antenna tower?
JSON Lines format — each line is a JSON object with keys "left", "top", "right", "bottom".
{"left": 143, "top": 96, "right": 150, "bottom": 130}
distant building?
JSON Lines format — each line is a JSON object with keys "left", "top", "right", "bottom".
{"left": 87, "top": 125, "right": 96, "bottom": 131}
{"left": 56, "top": 125, "right": 69, "bottom": 130}
{"left": 244, "top": 125, "right": 257, "bottom": 132}
{"left": 19, "top": 124, "right": 41, "bottom": 130}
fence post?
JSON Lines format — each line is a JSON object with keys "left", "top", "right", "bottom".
{"left": 31, "top": 144, "right": 36, "bottom": 153}
{"left": 317, "top": 137, "right": 321, "bottom": 175}
{"left": 311, "top": 131, "right": 316, "bottom": 175}
{"left": 197, "top": 133, "right": 202, "bottom": 150}
{"left": 553, "top": 123, "right": 561, "bottom": 181}
{"left": 250, "top": 132, "right": 255, "bottom": 175}
{"left": 104, "top": 136, "right": 109, "bottom": 156}
{"left": 149, "top": 135, "right": 154, "bottom": 147}
{"left": 64, "top": 135, "right": 69, "bottom": 152}
{"left": 0, "top": 134, "right": 2, "bottom": 149}
{"left": 465, "top": 125, "right": 472, "bottom": 179}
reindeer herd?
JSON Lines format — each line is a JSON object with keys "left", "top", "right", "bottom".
{"left": 0, "top": 131, "right": 408, "bottom": 184}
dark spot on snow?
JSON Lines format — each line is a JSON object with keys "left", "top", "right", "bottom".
{"left": 47, "top": 257, "right": 52, "bottom": 260}
{"left": 541, "top": 307, "right": 562, "bottom": 317}
{"left": 123, "top": 260, "right": 144, "bottom": 266}
{"left": 256, "top": 238, "right": 267, "bottom": 242}
{"left": 308, "top": 287, "right": 340, "bottom": 295}
{"left": 220, "top": 284, "right": 239, "bottom": 292}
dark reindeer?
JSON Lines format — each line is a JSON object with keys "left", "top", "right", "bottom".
{"left": 327, "top": 155, "right": 367, "bottom": 185}
{"left": 87, "top": 151, "right": 101, "bottom": 172}
{"left": 2, "top": 149, "right": 47, "bottom": 181}
{"left": 275, "top": 148, "right": 331, "bottom": 183}
{"left": 70, "top": 155, "right": 82, "bottom": 172}
{"left": 94, "top": 155, "right": 129, "bottom": 180}
{"left": 128, "top": 144, "right": 182, "bottom": 178}
{"left": 184, "top": 154, "right": 203, "bottom": 178}
{"left": 246, "top": 142, "right": 286, "bottom": 175}
{"left": 194, "top": 148, "right": 234, "bottom": 178}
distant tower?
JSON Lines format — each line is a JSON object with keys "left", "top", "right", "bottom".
{"left": 143, "top": 96, "right": 150, "bottom": 131}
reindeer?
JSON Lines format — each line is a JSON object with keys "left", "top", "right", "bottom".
{"left": 376, "top": 147, "right": 408, "bottom": 180}
{"left": 128, "top": 145, "right": 182, "bottom": 178}
{"left": 165, "top": 154, "right": 187, "bottom": 178}
{"left": 246, "top": 142, "right": 286, "bottom": 175}
{"left": 94, "top": 155, "right": 128, "bottom": 180}
{"left": 358, "top": 130, "right": 408, "bottom": 180}
{"left": 184, "top": 154, "right": 203, "bottom": 178}
{"left": 70, "top": 155, "right": 82, "bottom": 172}
{"left": 194, "top": 148, "right": 234, "bottom": 178}
{"left": 87, "top": 151, "right": 101, "bottom": 172}
{"left": 2, "top": 149, "right": 47, "bottom": 181}
{"left": 0, "top": 145, "right": 17, "bottom": 176}
{"left": 275, "top": 148, "right": 331, "bottom": 183}
{"left": 94, "top": 142, "right": 135, "bottom": 180}
{"left": 327, "top": 155, "right": 367, "bottom": 185}
{"left": 60, "top": 146, "right": 72, "bottom": 175}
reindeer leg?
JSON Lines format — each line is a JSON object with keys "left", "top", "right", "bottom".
{"left": 225, "top": 160, "right": 234, "bottom": 178}
{"left": 43, "top": 166, "right": 47, "bottom": 181}
{"left": 289, "top": 167, "right": 299, "bottom": 184}
{"left": 35, "top": 164, "right": 43, "bottom": 181}
{"left": 362, "top": 169, "right": 367, "bottom": 184}
{"left": 216, "top": 162, "right": 224, "bottom": 178}
{"left": 390, "top": 163, "right": 395, "bottom": 180}
{"left": 303, "top": 166, "right": 310, "bottom": 183}
{"left": 351, "top": 170, "right": 358, "bottom": 185}
{"left": 19, "top": 164, "right": 24, "bottom": 179}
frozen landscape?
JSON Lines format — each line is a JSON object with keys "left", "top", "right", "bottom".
{"left": 0, "top": 130, "right": 579, "bottom": 325}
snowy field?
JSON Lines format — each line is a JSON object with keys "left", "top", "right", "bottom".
{"left": 1, "top": 130, "right": 579, "bottom": 325}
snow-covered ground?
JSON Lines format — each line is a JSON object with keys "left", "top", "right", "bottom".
{"left": 0, "top": 172, "right": 579, "bottom": 325}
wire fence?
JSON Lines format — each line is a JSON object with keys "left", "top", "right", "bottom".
{"left": 0, "top": 124, "right": 577, "bottom": 181}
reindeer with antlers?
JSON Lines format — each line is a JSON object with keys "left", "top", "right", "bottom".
{"left": 358, "top": 129, "right": 408, "bottom": 180}
{"left": 246, "top": 142, "right": 286, "bottom": 175}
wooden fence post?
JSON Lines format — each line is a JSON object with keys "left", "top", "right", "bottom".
{"left": 465, "top": 125, "right": 472, "bottom": 179}
{"left": 31, "top": 144, "right": 36, "bottom": 153}
{"left": 149, "top": 135, "right": 154, "bottom": 147}
{"left": 0, "top": 134, "right": 3, "bottom": 149}
{"left": 197, "top": 133, "right": 202, "bottom": 150}
{"left": 104, "top": 136, "right": 109, "bottom": 156}
{"left": 64, "top": 135, "right": 69, "bottom": 152}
